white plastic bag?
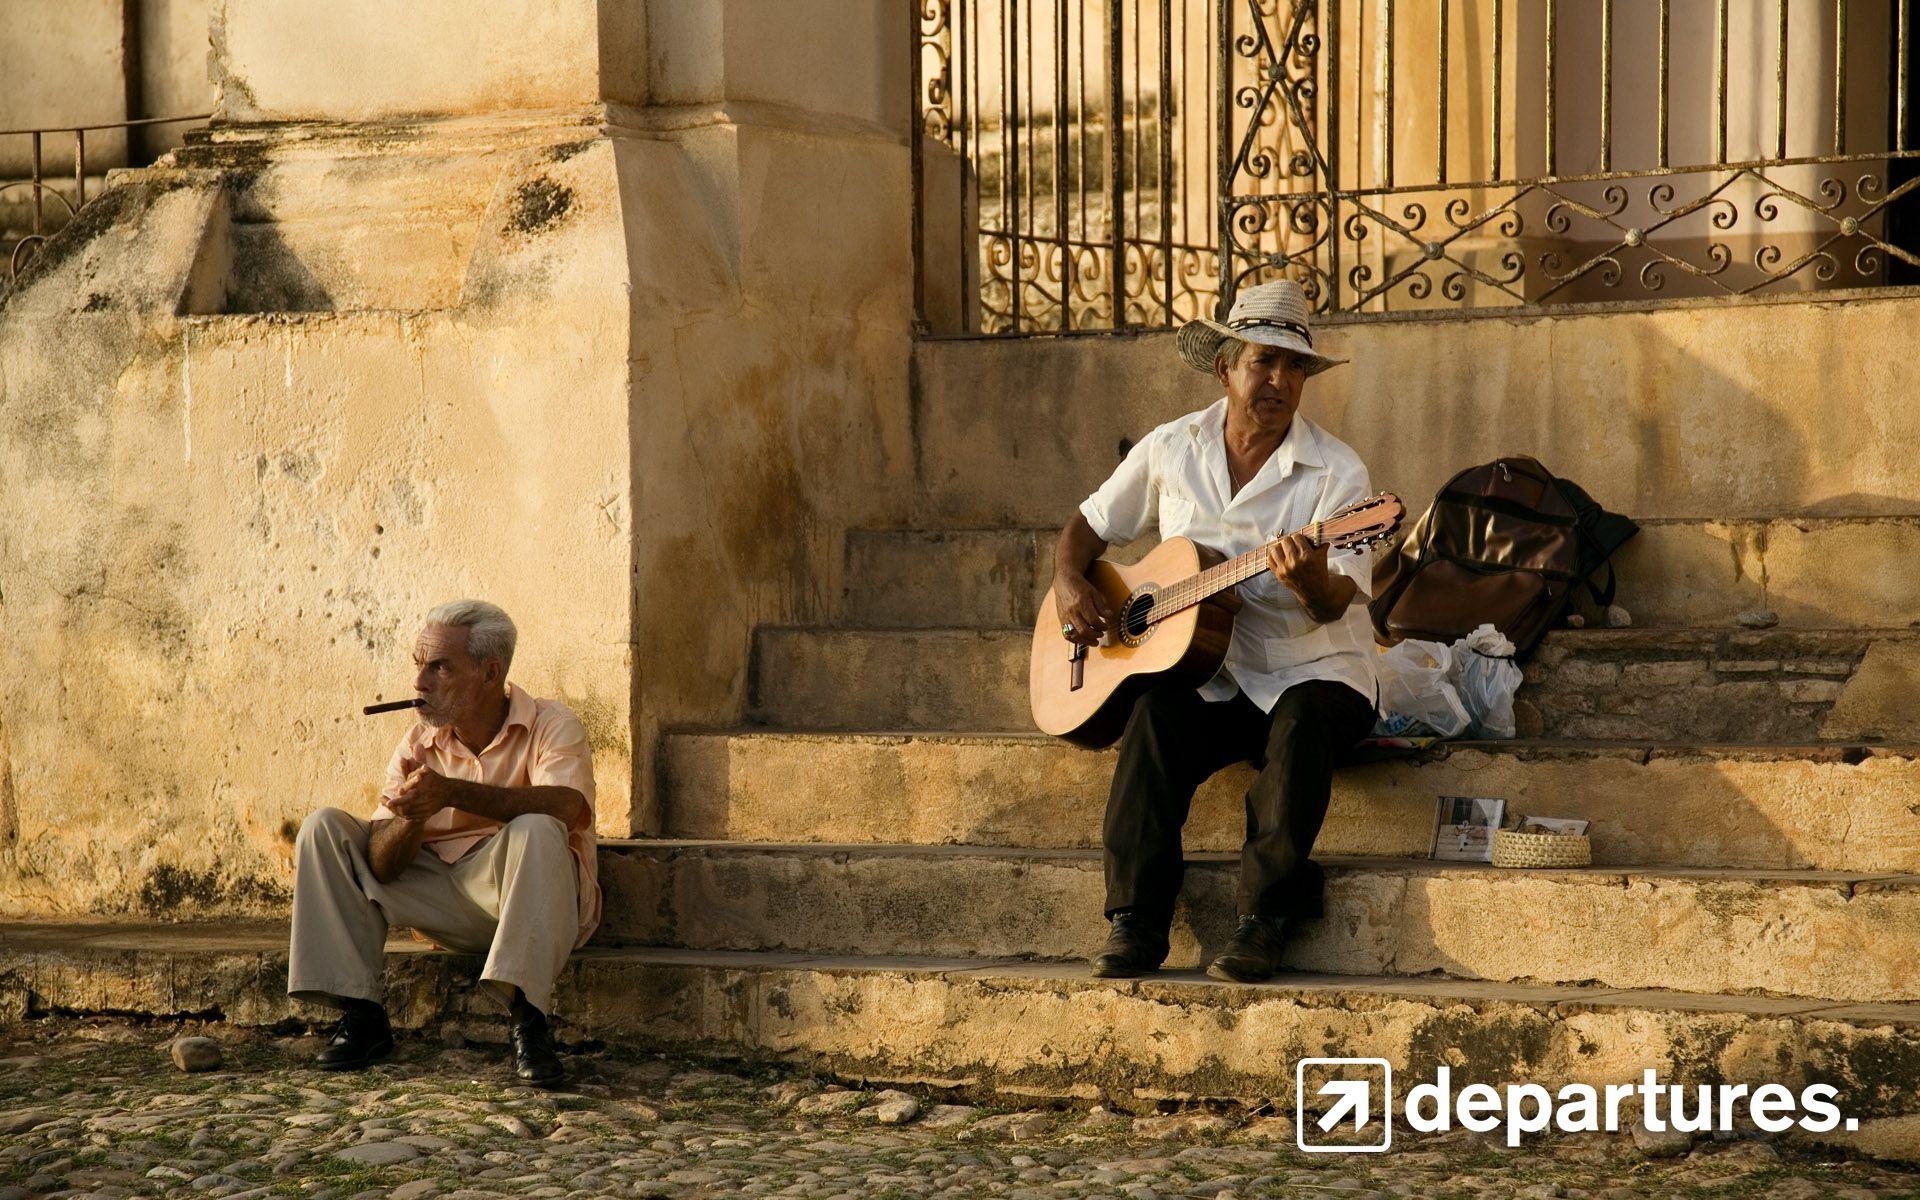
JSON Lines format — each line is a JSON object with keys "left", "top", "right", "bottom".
{"left": 1371, "top": 639, "right": 1472, "bottom": 738}
{"left": 1449, "top": 623, "right": 1522, "bottom": 739}
{"left": 1371, "top": 624, "right": 1523, "bottom": 740}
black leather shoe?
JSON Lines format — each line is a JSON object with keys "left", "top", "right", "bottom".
{"left": 1206, "top": 915, "right": 1292, "bottom": 982}
{"left": 1090, "top": 910, "right": 1171, "bottom": 978}
{"left": 511, "top": 1008, "right": 566, "bottom": 1088}
{"left": 315, "top": 1003, "right": 393, "bottom": 1071}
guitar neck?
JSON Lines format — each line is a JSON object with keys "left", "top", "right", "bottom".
{"left": 1152, "top": 529, "right": 1331, "bottom": 620}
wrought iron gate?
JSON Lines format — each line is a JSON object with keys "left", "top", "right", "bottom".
{"left": 913, "top": 0, "right": 1234, "bottom": 334}
{"left": 916, "top": 0, "right": 1920, "bottom": 334}
{"left": 1221, "top": 0, "right": 1920, "bottom": 315}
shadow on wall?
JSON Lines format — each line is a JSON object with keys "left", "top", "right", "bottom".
{"left": 222, "top": 219, "right": 337, "bottom": 313}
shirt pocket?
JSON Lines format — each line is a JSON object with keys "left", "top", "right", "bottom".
{"left": 1267, "top": 625, "right": 1338, "bottom": 670}
{"left": 1157, "top": 492, "right": 1198, "bottom": 537}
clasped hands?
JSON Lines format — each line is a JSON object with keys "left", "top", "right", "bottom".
{"left": 386, "top": 757, "right": 458, "bottom": 821}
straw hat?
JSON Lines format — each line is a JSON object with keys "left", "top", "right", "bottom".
{"left": 1176, "top": 279, "right": 1347, "bottom": 377}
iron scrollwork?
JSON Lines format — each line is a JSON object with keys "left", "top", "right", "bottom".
{"left": 924, "top": 0, "right": 1920, "bottom": 331}
{"left": 1220, "top": 0, "right": 1920, "bottom": 317}
{"left": 920, "top": 0, "right": 1233, "bottom": 334}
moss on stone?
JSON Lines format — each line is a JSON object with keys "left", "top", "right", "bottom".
{"left": 509, "top": 178, "right": 573, "bottom": 234}
{"left": 135, "top": 865, "right": 289, "bottom": 917}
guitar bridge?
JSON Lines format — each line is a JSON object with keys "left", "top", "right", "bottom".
{"left": 1069, "top": 643, "right": 1086, "bottom": 691}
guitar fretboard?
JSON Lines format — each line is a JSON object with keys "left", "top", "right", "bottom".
{"left": 1147, "top": 530, "right": 1331, "bottom": 624}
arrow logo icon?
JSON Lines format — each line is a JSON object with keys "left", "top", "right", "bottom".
{"left": 1295, "top": 1058, "right": 1393, "bottom": 1153}
{"left": 1317, "top": 1079, "right": 1371, "bottom": 1132}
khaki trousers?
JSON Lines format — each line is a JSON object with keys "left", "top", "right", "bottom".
{"left": 287, "top": 807, "right": 578, "bottom": 1016}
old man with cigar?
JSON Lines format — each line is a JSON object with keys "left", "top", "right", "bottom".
{"left": 288, "top": 600, "right": 600, "bottom": 1086}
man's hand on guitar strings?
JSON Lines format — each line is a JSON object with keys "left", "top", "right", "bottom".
{"left": 1265, "top": 532, "right": 1328, "bottom": 588}
{"left": 1267, "top": 530, "right": 1333, "bottom": 605}
{"left": 1266, "top": 532, "right": 1355, "bottom": 624}
{"left": 1054, "top": 571, "right": 1114, "bottom": 645}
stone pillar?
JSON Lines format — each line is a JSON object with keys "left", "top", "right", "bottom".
{"left": 615, "top": 0, "right": 917, "bottom": 834}
{"left": 129, "top": 0, "right": 219, "bottom": 160}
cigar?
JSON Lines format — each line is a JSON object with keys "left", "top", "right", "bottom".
{"left": 363, "top": 698, "right": 424, "bottom": 716}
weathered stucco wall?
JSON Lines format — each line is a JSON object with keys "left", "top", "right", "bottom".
{"left": 0, "top": 0, "right": 915, "bottom": 916}
{"left": 912, "top": 294, "right": 1920, "bottom": 528}
{"left": 0, "top": 0, "right": 131, "bottom": 173}
{"left": 0, "top": 128, "right": 637, "bottom": 916}
{"left": 210, "top": 0, "right": 646, "bottom": 122}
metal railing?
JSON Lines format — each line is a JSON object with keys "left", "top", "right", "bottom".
{"left": 913, "top": 0, "right": 1234, "bottom": 334}
{"left": 2, "top": 113, "right": 210, "bottom": 287}
{"left": 915, "top": 0, "right": 1920, "bottom": 332}
{"left": 1225, "top": 0, "right": 1920, "bottom": 314}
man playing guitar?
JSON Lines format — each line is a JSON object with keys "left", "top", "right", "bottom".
{"left": 1052, "top": 280, "right": 1381, "bottom": 982}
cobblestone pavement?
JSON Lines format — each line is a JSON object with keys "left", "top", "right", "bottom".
{"left": 2, "top": 1022, "right": 1917, "bottom": 1200}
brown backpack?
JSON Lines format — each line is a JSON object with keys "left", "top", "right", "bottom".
{"left": 1368, "top": 457, "right": 1637, "bottom": 658}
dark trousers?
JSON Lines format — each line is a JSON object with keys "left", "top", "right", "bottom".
{"left": 1103, "top": 677, "right": 1377, "bottom": 922}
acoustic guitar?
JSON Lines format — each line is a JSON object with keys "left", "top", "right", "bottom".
{"left": 1030, "top": 493, "right": 1405, "bottom": 748}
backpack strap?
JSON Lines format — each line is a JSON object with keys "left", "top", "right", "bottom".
{"left": 1584, "top": 562, "right": 1618, "bottom": 608}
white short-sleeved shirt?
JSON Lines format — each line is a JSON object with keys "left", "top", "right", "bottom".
{"left": 1078, "top": 399, "right": 1379, "bottom": 713}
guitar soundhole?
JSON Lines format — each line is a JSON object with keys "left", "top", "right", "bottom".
{"left": 1121, "top": 592, "right": 1156, "bottom": 642}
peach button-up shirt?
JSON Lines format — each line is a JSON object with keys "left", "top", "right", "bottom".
{"left": 370, "top": 683, "right": 600, "bottom": 948}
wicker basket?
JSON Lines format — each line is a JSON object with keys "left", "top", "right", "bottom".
{"left": 1491, "top": 828, "right": 1592, "bottom": 868}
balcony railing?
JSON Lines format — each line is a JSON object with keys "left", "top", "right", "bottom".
{"left": 2, "top": 113, "right": 210, "bottom": 288}
{"left": 913, "top": 0, "right": 1233, "bottom": 335}
{"left": 914, "top": 0, "right": 1920, "bottom": 334}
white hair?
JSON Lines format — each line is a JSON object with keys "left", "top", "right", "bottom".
{"left": 1213, "top": 335, "right": 1250, "bottom": 373}
{"left": 425, "top": 599, "right": 517, "bottom": 673}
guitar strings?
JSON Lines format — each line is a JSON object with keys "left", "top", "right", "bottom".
{"left": 1064, "top": 496, "right": 1396, "bottom": 635}
{"left": 1116, "top": 531, "right": 1385, "bottom": 632}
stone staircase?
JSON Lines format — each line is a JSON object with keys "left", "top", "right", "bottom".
{"left": 616, "top": 400, "right": 1920, "bottom": 1154}
{"left": 749, "top": 618, "right": 1913, "bottom": 743}
{"left": 13, "top": 508, "right": 1920, "bottom": 1158}
{"left": 7, "top": 324, "right": 1920, "bottom": 1160}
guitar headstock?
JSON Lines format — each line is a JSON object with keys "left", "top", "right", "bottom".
{"left": 1314, "top": 492, "right": 1405, "bottom": 551}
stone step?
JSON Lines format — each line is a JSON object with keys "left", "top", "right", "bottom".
{"left": 749, "top": 626, "right": 1031, "bottom": 731}
{"left": 660, "top": 731, "right": 1920, "bottom": 873}
{"left": 1524, "top": 628, "right": 1915, "bottom": 742}
{"left": 841, "top": 516, "right": 1920, "bottom": 631}
{"left": 597, "top": 841, "right": 1920, "bottom": 1003}
{"left": 4, "top": 921, "right": 1917, "bottom": 1157}
{"left": 749, "top": 624, "right": 1917, "bottom": 742}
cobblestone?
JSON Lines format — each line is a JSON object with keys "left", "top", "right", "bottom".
{"left": 0, "top": 1023, "right": 1916, "bottom": 1199}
